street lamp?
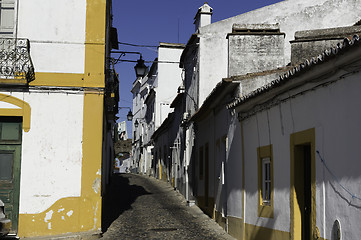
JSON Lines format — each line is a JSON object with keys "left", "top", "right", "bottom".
{"left": 111, "top": 51, "right": 148, "bottom": 78}
{"left": 126, "top": 110, "right": 133, "bottom": 121}
{"left": 118, "top": 107, "right": 133, "bottom": 121}
{"left": 134, "top": 56, "right": 147, "bottom": 78}
{"left": 134, "top": 119, "right": 139, "bottom": 128}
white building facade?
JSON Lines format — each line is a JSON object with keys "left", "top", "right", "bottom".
{"left": 131, "top": 43, "right": 185, "bottom": 175}
{"left": 0, "top": 0, "right": 117, "bottom": 238}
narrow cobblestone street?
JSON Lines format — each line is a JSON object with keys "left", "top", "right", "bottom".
{"left": 101, "top": 173, "right": 235, "bottom": 240}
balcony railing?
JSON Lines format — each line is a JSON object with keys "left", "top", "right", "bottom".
{"left": 0, "top": 38, "right": 35, "bottom": 84}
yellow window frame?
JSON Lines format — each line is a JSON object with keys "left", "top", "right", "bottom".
{"left": 257, "top": 144, "right": 274, "bottom": 218}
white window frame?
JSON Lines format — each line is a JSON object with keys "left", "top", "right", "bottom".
{"left": 262, "top": 157, "right": 271, "bottom": 205}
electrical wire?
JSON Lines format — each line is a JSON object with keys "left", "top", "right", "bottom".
{"left": 118, "top": 42, "right": 158, "bottom": 48}
{"left": 316, "top": 150, "right": 361, "bottom": 201}
{"left": 116, "top": 59, "right": 180, "bottom": 64}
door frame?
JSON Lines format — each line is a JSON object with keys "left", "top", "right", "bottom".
{"left": 290, "top": 128, "right": 316, "bottom": 240}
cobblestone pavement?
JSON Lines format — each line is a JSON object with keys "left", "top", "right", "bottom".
{"left": 100, "top": 173, "right": 235, "bottom": 240}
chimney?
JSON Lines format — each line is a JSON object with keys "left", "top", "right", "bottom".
{"left": 194, "top": 2, "right": 213, "bottom": 32}
{"left": 227, "top": 24, "right": 285, "bottom": 77}
{"left": 290, "top": 25, "right": 361, "bottom": 65}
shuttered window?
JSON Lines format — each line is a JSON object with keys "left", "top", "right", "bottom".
{"left": 0, "top": 0, "right": 15, "bottom": 35}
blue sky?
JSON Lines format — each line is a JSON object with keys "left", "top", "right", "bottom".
{"left": 112, "top": 0, "right": 283, "bottom": 135}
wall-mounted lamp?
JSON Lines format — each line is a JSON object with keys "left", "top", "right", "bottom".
{"left": 111, "top": 51, "right": 148, "bottom": 78}
{"left": 119, "top": 106, "right": 133, "bottom": 121}
{"left": 126, "top": 110, "right": 133, "bottom": 121}
{"left": 134, "top": 56, "right": 147, "bottom": 78}
{"left": 134, "top": 119, "right": 139, "bottom": 128}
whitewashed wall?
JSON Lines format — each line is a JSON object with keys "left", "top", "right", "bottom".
{"left": 238, "top": 68, "right": 361, "bottom": 238}
{"left": 225, "top": 114, "right": 243, "bottom": 219}
{"left": 17, "top": 0, "right": 87, "bottom": 73}
{"left": 0, "top": 91, "right": 84, "bottom": 214}
{"left": 156, "top": 46, "right": 184, "bottom": 128}
{"left": 197, "top": 0, "right": 361, "bottom": 106}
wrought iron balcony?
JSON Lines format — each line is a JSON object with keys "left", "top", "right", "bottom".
{"left": 0, "top": 38, "right": 35, "bottom": 84}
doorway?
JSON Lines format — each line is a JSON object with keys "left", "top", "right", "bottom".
{"left": 290, "top": 128, "right": 315, "bottom": 240}
{"left": 0, "top": 117, "right": 22, "bottom": 234}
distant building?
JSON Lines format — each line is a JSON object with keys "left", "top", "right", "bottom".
{"left": 131, "top": 43, "right": 185, "bottom": 174}
{"left": 115, "top": 121, "right": 128, "bottom": 140}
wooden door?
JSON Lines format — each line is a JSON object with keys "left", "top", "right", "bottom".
{"left": 0, "top": 119, "right": 22, "bottom": 233}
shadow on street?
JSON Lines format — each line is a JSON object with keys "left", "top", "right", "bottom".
{"left": 101, "top": 173, "right": 151, "bottom": 233}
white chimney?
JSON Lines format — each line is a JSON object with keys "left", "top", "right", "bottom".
{"left": 194, "top": 2, "right": 213, "bottom": 32}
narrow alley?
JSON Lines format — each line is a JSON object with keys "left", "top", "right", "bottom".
{"left": 101, "top": 173, "right": 235, "bottom": 240}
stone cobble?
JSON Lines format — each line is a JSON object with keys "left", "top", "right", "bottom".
{"left": 100, "top": 173, "right": 235, "bottom": 240}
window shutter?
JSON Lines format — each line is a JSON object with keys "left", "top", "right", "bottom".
{"left": 0, "top": 0, "right": 15, "bottom": 34}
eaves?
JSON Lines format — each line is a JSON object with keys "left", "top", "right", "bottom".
{"left": 227, "top": 36, "right": 361, "bottom": 114}
{"left": 170, "top": 92, "right": 184, "bottom": 108}
{"left": 227, "top": 35, "right": 361, "bottom": 111}
{"left": 190, "top": 79, "right": 238, "bottom": 122}
{"left": 151, "top": 112, "right": 175, "bottom": 141}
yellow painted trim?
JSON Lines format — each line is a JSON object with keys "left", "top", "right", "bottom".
{"left": 227, "top": 216, "right": 244, "bottom": 240}
{"left": 80, "top": 91, "right": 103, "bottom": 231}
{"left": 19, "top": 197, "right": 81, "bottom": 237}
{"left": 84, "top": 44, "right": 105, "bottom": 88}
{"left": 290, "top": 128, "right": 316, "bottom": 240}
{"left": 83, "top": 0, "right": 106, "bottom": 89}
{"left": 30, "top": 73, "right": 85, "bottom": 88}
{"left": 196, "top": 196, "right": 215, "bottom": 218}
{"left": 242, "top": 222, "right": 325, "bottom": 240}
{"left": 85, "top": 0, "right": 106, "bottom": 45}
{"left": 159, "top": 158, "right": 162, "bottom": 180}
{"left": 257, "top": 145, "right": 274, "bottom": 218}
{"left": 215, "top": 210, "right": 227, "bottom": 230}
{"left": 0, "top": 79, "right": 27, "bottom": 85}
{"left": 244, "top": 223, "right": 290, "bottom": 240}
{"left": 0, "top": 93, "right": 31, "bottom": 132}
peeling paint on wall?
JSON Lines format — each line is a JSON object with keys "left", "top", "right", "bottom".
{"left": 92, "top": 177, "right": 100, "bottom": 194}
{"left": 93, "top": 201, "right": 99, "bottom": 230}
{"left": 44, "top": 210, "right": 53, "bottom": 230}
{"left": 66, "top": 210, "right": 73, "bottom": 217}
{"left": 44, "top": 210, "right": 53, "bottom": 223}
{"left": 58, "top": 208, "right": 64, "bottom": 213}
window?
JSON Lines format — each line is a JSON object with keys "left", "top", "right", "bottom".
{"left": 0, "top": 0, "right": 15, "bottom": 35}
{"left": 257, "top": 145, "right": 273, "bottom": 218}
{"left": 262, "top": 157, "right": 271, "bottom": 204}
